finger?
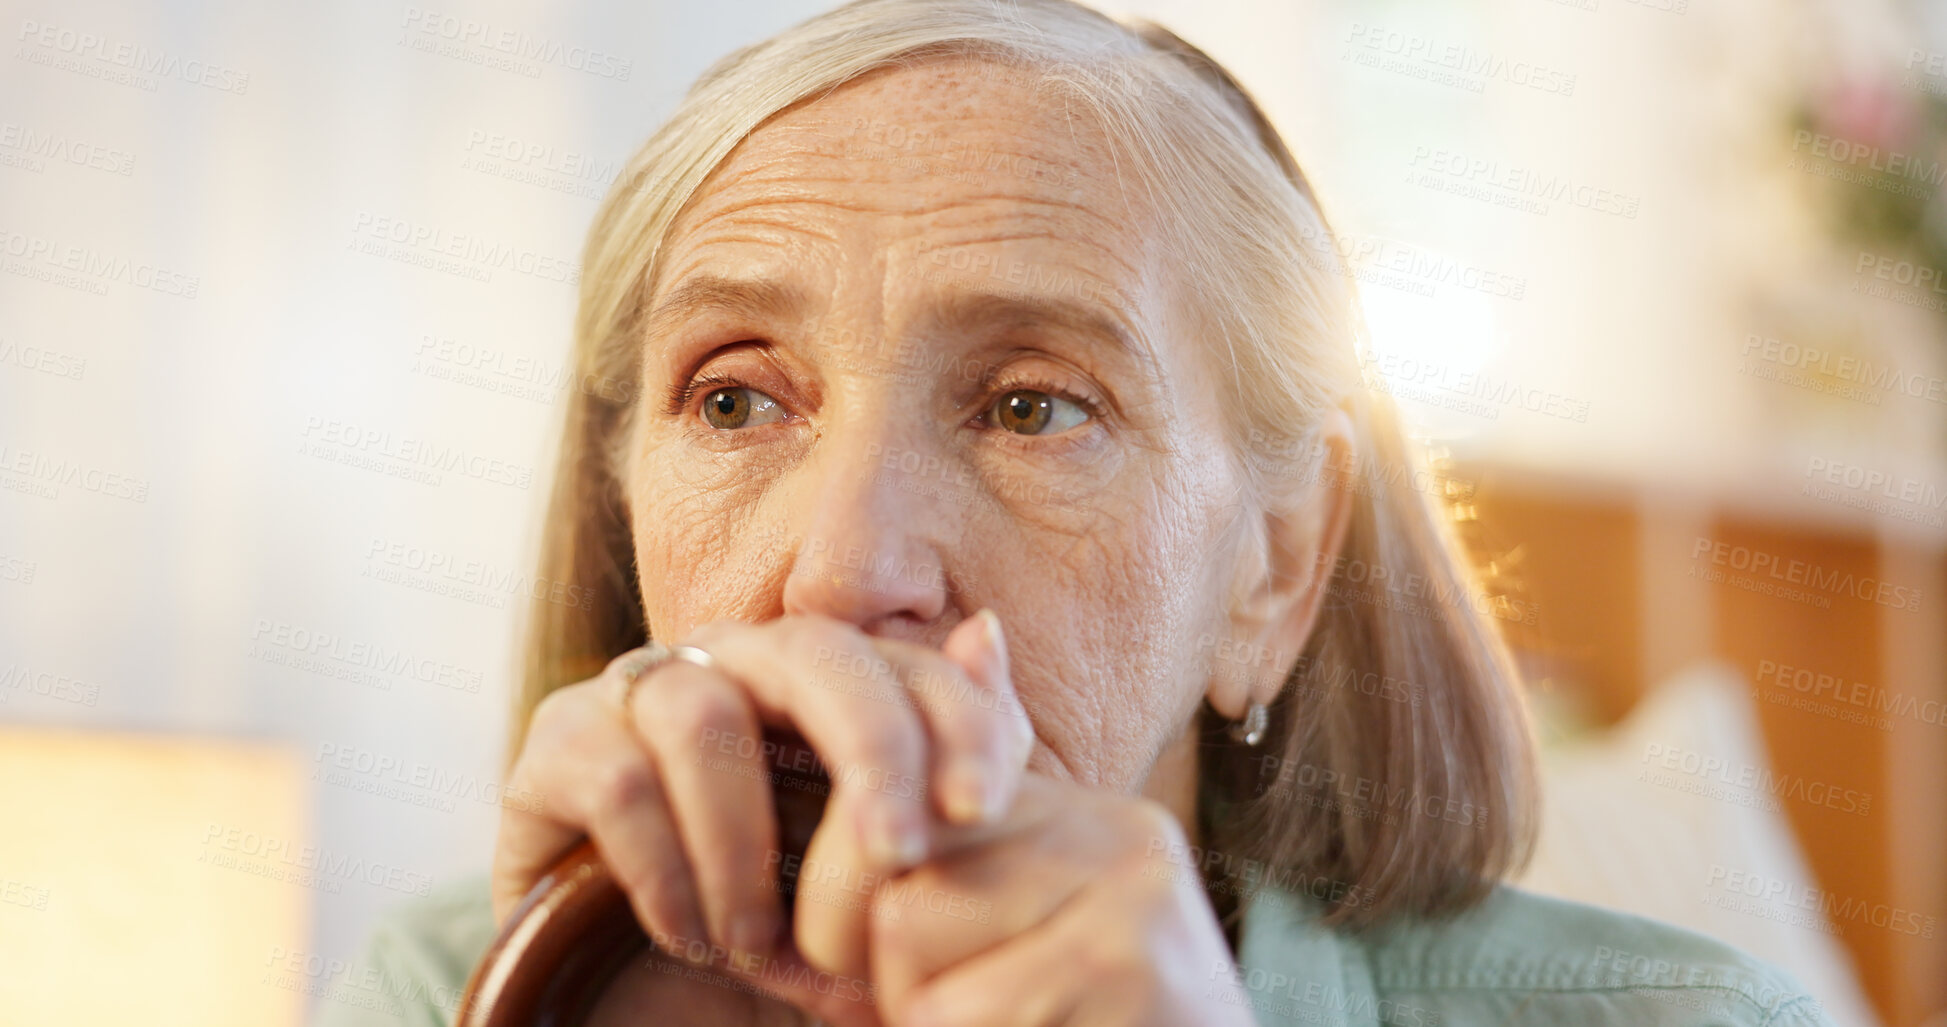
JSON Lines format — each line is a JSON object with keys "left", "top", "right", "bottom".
{"left": 866, "top": 776, "right": 1081, "bottom": 1011}
{"left": 492, "top": 675, "right": 710, "bottom": 948}
{"left": 890, "top": 910, "right": 1086, "bottom": 1027}
{"left": 689, "top": 941, "right": 886, "bottom": 1027}
{"left": 686, "top": 617, "right": 932, "bottom": 870}
{"left": 630, "top": 659, "right": 783, "bottom": 958}
{"left": 490, "top": 680, "right": 621, "bottom": 922}
{"left": 878, "top": 609, "right": 1034, "bottom": 828}
{"left": 790, "top": 783, "right": 885, "bottom": 984}
{"left": 492, "top": 746, "right": 582, "bottom": 925}
{"left": 894, "top": 875, "right": 1223, "bottom": 1027}
{"left": 869, "top": 779, "right": 1192, "bottom": 1015}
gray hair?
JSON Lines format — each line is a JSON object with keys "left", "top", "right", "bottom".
{"left": 522, "top": 0, "right": 1538, "bottom": 929}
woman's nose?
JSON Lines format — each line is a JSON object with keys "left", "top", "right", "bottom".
{"left": 777, "top": 426, "right": 958, "bottom": 632}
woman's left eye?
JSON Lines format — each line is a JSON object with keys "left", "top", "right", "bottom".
{"left": 700, "top": 386, "right": 784, "bottom": 430}
{"left": 986, "top": 389, "right": 1091, "bottom": 436}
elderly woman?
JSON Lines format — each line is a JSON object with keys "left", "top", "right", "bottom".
{"left": 331, "top": 1, "right": 1836, "bottom": 1025}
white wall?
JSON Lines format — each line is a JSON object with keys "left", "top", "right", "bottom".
{"left": 0, "top": 0, "right": 837, "bottom": 1009}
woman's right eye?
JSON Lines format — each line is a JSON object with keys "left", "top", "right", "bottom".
{"left": 700, "top": 386, "right": 783, "bottom": 430}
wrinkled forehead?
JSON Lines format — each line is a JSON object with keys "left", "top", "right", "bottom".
{"left": 660, "top": 56, "right": 1152, "bottom": 264}
{"left": 646, "top": 57, "right": 1190, "bottom": 364}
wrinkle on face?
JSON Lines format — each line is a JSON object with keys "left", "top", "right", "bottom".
{"left": 624, "top": 56, "right": 1253, "bottom": 797}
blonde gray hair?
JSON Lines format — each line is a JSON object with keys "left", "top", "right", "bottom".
{"left": 519, "top": 0, "right": 1537, "bottom": 929}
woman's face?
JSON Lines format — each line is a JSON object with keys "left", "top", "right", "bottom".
{"left": 623, "top": 59, "right": 1264, "bottom": 794}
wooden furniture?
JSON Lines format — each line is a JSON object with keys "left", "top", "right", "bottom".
{"left": 1466, "top": 463, "right": 1946, "bottom": 1027}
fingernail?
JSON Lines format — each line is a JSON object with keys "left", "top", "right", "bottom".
{"left": 974, "top": 607, "right": 1003, "bottom": 657}
{"left": 685, "top": 915, "right": 712, "bottom": 955}
{"left": 873, "top": 802, "right": 927, "bottom": 867}
{"left": 943, "top": 756, "right": 988, "bottom": 825}
{"left": 648, "top": 901, "right": 709, "bottom": 961}
{"left": 728, "top": 908, "right": 775, "bottom": 957}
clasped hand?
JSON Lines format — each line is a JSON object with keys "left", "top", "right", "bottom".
{"left": 493, "top": 613, "right": 1256, "bottom": 1026}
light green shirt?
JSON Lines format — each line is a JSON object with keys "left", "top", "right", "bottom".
{"left": 316, "top": 877, "right": 1836, "bottom": 1026}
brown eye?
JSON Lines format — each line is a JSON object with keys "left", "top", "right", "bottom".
{"left": 700, "top": 387, "right": 782, "bottom": 430}
{"left": 988, "top": 389, "right": 1088, "bottom": 436}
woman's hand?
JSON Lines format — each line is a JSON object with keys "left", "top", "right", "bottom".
{"left": 862, "top": 775, "right": 1258, "bottom": 1027}
{"left": 491, "top": 611, "right": 1034, "bottom": 1025}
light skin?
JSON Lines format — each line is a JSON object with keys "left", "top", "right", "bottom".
{"left": 493, "top": 57, "right": 1355, "bottom": 1026}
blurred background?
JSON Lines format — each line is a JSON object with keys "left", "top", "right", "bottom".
{"left": 1, "top": 0, "right": 1942, "bottom": 1023}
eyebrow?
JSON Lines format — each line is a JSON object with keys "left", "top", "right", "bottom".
{"left": 926, "top": 288, "right": 1153, "bottom": 370}
{"left": 642, "top": 273, "right": 1153, "bottom": 371}
{"left": 641, "top": 274, "right": 811, "bottom": 343}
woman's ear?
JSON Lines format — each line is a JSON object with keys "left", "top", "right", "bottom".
{"left": 1207, "top": 403, "right": 1357, "bottom": 719}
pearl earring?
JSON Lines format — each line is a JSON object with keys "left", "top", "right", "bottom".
{"left": 1228, "top": 702, "right": 1269, "bottom": 746}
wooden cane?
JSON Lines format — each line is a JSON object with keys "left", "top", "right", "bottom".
{"left": 455, "top": 728, "right": 831, "bottom": 1026}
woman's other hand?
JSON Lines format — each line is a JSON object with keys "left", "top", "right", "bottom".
{"left": 863, "top": 773, "right": 1256, "bottom": 1027}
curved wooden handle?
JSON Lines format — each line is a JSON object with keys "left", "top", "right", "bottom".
{"left": 457, "top": 728, "right": 831, "bottom": 1027}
